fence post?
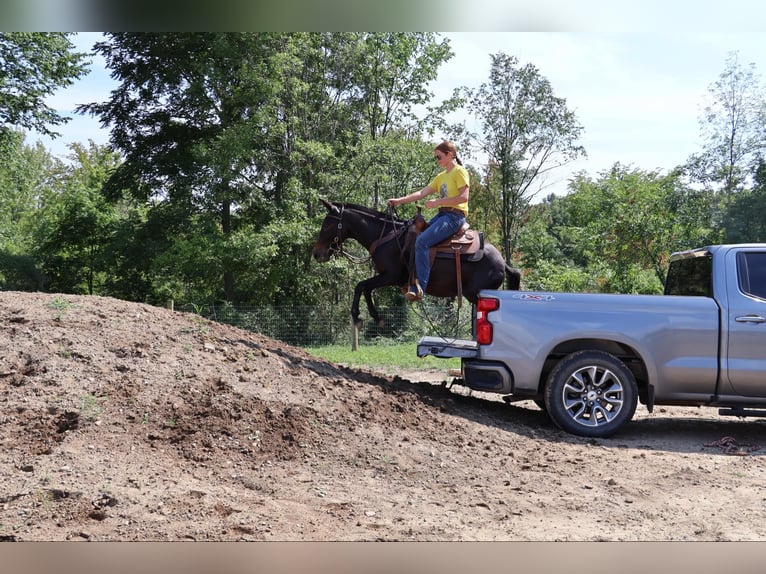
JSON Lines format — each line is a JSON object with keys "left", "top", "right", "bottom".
{"left": 352, "top": 319, "right": 359, "bottom": 351}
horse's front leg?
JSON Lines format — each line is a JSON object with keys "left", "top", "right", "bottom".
{"left": 351, "top": 274, "right": 396, "bottom": 329}
{"left": 350, "top": 282, "right": 365, "bottom": 330}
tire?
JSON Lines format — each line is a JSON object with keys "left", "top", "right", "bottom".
{"left": 544, "top": 350, "right": 638, "bottom": 438}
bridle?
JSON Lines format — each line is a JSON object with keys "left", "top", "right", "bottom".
{"left": 323, "top": 204, "right": 371, "bottom": 264}
{"left": 322, "top": 203, "right": 404, "bottom": 264}
{"left": 324, "top": 204, "right": 345, "bottom": 255}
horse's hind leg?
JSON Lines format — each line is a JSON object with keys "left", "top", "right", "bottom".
{"left": 362, "top": 289, "right": 383, "bottom": 328}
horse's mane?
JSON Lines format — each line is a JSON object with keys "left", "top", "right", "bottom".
{"left": 333, "top": 201, "right": 406, "bottom": 224}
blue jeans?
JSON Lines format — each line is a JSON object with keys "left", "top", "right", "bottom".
{"left": 414, "top": 210, "right": 465, "bottom": 292}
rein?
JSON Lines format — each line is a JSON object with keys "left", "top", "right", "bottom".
{"left": 320, "top": 201, "right": 472, "bottom": 340}
{"left": 326, "top": 204, "right": 403, "bottom": 264}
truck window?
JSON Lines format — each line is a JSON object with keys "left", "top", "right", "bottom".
{"left": 664, "top": 254, "right": 712, "bottom": 297}
{"left": 737, "top": 252, "right": 766, "bottom": 300}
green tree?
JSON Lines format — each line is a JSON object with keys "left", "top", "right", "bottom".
{"left": 235, "top": 33, "right": 450, "bottom": 305}
{"left": 79, "top": 33, "right": 298, "bottom": 302}
{"left": 461, "top": 163, "right": 501, "bottom": 242}
{"left": 34, "top": 142, "right": 124, "bottom": 295}
{"left": 519, "top": 165, "right": 718, "bottom": 294}
{"left": 301, "top": 33, "right": 454, "bottom": 208}
{"left": 725, "top": 159, "right": 766, "bottom": 242}
{"left": 517, "top": 191, "right": 606, "bottom": 293}
{"left": 353, "top": 33, "right": 452, "bottom": 141}
{"left": 0, "top": 132, "right": 59, "bottom": 289}
{"left": 0, "top": 33, "right": 88, "bottom": 137}
{"left": 685, "top": 51, "right": 766, "bottom": 203}
{"left": 78, "top": 33, "right": 456, "bottom": 308}
{"left": 99, "top": 201, "right": 152, "bottom": 301}
{"left": 295, "top": 34, "right": 455, "bottom": 314}
{"left": 573, "top": 166, "right": 703, "bottom": 290}
{"left": 463, "top": 52, "right": 586, "bottom": 265}
{"left": 515, "top": 198, "right": 568, "bottom": 270}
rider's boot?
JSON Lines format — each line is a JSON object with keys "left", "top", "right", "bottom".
{"left": 405, "top": 280, "right": 423, "bottom": 302}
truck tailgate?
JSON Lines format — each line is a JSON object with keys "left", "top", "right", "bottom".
{"left": 417, "top": 336, "right": 479, "bottom": 359}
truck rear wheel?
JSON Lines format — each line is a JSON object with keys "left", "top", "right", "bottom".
{"left": 544, "top": 350, "right": 637, "bottom": 438}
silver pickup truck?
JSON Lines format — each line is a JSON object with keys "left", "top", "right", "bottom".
{"left": 418, "top": 244, "right": 766, "bottom": 437}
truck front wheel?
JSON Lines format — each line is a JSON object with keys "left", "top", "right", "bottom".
{"left": 544, "top": 350, "right": 638, "bottom": 438}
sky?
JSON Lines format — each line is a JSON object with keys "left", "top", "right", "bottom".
{"left": 30, "top": 30, "right": 766, "bottom": 198}
{"left": 435, "top": 32, "right": 766, "bottom": 196}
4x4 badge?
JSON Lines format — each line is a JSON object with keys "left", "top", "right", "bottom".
{"left": 512, "top": 293, "right": 555, "bottom": 301}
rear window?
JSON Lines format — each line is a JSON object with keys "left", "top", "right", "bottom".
{"left": 664, "top": 253, "right": 712, "bottom": 297}
{"left": 737, "top": 252, "right": 766, "bottom": 300}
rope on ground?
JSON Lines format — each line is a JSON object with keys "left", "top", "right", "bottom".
{"left": 704, "top": 436, "right": 761, "bottom": 455}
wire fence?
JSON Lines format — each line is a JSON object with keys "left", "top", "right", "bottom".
{"left": 177, "top": 300, "right": 474, "bottom": 348}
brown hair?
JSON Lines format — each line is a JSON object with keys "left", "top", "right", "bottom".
{"left": 434, "top": 140, "right": 462, "bottom": 166}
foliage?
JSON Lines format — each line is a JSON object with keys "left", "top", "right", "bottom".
{"left": 684, "top": 51, "right": 766, "bottom": 201}
{"left": 0, "top": 132, "right": 61, "bottom": 290}
{"left": 148, "top": 217, "right": 225, "bottom": 303}
{"left": 725, "top": 159, "right": 766, "bottom": 242}
{"left": 349, "top": 33, "right": 453, "bottom": 141}
{"left": 32, "top": 142, "right": 129, "bottom": 295}
{"left": 521, "top": 259, "right": 600, "bottom": 293}
{"left": 518, "top": 164, "right": 719, "bottom": 294}
{"left": 331, "top": 134, "right": 436, "bottom": 208}
{"left": 5, "top": 33, "right": 766, "bottom": 311}
{"left": 78, "top": 33, "right": 294, "bottom": 301}
{"left": 76, "top": 33, "right": 455, "bottom": 308}
{"left": 0, "top": 33, "right": 89, "bottom": 137}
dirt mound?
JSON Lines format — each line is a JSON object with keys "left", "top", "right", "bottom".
{"left": 2, "top": 291, "right": 766, "bottom": 541}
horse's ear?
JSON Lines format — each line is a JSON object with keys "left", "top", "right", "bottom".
{"left": 319, "top": 197, "right": 340, "bottom": 213}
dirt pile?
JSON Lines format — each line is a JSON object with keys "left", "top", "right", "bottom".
{"left": 1, "top": 291, "right": 766, "bottom": 541}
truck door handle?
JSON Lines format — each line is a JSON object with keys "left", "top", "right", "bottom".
{"left": 735, "top": 315, "right": 766, "bottom": 323}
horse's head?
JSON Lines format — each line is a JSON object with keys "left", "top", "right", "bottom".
{"left": 312, "top": 199, "right": 348, "bottom": 263}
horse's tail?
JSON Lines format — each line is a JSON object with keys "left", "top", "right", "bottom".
{"left": 505, "top": 265, "right": 522, "bottom": 290}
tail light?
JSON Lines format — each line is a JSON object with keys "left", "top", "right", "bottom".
{"left": 476, "top": 296, "right": 499, "bottom": 345}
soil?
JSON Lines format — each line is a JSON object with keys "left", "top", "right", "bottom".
{"left": 2, "top": 291, "right": 766, "bottom": 542}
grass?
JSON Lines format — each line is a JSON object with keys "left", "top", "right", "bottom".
{"left": 80, "top": 393, "right": 102, "bottom": 420}
{"left": 47, "top": 296, "right": 74, "bottom": 321}
{"left": 303, "top": 342, "right": 459, "bottom": 372}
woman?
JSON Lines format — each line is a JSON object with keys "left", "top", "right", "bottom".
{"left": 387, "top": 141, "right": 469, "bottom": 302}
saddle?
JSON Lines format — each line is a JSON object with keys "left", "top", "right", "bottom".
{"left": 429, "top": 224, "right": 483, "bottom": 262}
{"left": 410, "top": 210, "right": 484, "bottom": 264}
{"left": 404, "top": 211, "right": 486, "bottom": 305}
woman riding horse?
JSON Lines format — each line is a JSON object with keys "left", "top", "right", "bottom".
{"left": 312, "top": 200, "right": 521, "bottom": 330}
{"left": 387, "top": 141, "right": 469, "bottom": 302}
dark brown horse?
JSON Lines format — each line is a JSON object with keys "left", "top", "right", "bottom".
{"left": 311, "top": 199, "right": 521, "bottom": 328}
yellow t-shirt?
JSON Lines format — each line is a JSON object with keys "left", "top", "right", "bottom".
{"left": 428, "top": 165, "right": 469, "bottom": 215}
